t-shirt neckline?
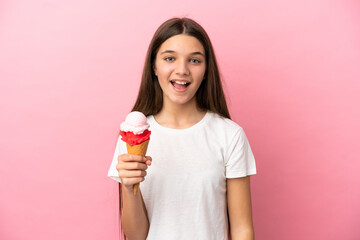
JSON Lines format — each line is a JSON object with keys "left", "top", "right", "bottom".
{"left": 149, "top": 111, "right": 209, "bottom": 133}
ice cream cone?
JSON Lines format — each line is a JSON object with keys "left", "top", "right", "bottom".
{"left": 126, "top": 139, "right": 150, "bottom": 195}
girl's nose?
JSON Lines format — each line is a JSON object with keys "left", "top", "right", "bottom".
{"left": 175, "top": 59, "right": 189, "bottom": 75}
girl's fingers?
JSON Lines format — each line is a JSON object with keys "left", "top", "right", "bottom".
{"left": 116, "top": 154, "right": 151, "bottom": 182}
{"left": 118, "top": 169, "right": 147, "bottom": 178}
{"left": 144, "top": 156, "right": 152, "bottom": 165}
{"left": 118, "top": 154, "right": 147, "bottom": 163}
{"left": 117, "top": 155, "right": 151, "bottom": 187}
{"left": 121, "top": 177, "right": 145, "bottom": 186}
{"left": 117, "top": 154, "right": 152, "bottom": 169}
{"left": 116, "top": 161, "right": 148, "bottom": 171}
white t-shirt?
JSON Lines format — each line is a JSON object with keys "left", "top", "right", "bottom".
{"left": 107, "top": 111, "right": 257, "bottom": 240}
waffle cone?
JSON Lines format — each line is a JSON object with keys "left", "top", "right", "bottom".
{"left": 126, "top": 139, "right": 149, "bottom": 195}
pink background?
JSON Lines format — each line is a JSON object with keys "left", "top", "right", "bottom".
{"left": 1, "top": 0, "right": 359, "bottom": 239}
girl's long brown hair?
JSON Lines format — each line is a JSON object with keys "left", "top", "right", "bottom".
{"left": 120, "top": 17, "right": 231, "bottom": 240}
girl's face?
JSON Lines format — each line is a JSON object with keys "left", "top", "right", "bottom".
{"left": 154, "top": 34, "right": 206, "bottom": 108}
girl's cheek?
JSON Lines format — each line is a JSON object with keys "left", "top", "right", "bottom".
{"left": 162, "top": 65, "right": 174, "bottom": 73}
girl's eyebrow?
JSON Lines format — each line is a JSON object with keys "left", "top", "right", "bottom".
{"left": 159, "top": 50, "right": 205, "bottom": 56}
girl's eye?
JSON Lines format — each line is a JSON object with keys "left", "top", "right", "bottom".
{"left": 190, "top": 59, "right": 201, "bottom": 63}
{"left": 164, "top": 57, "right": 174, "bottom": 62}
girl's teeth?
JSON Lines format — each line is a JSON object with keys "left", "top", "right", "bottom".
{"left": 174, "top": 81, "right": 187, "bottom": 85}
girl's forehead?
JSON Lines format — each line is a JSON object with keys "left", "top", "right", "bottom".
{"left": 157, "top": 34, "right": 205, "bottom": 54}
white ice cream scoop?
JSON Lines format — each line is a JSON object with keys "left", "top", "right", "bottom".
{"left": 120, "top": 111, "right": 150, "bottom": 134}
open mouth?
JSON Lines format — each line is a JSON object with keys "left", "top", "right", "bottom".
{"left": 170, "top": 80, "right": 191, "bottom": 91}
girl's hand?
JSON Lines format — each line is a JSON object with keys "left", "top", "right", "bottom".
{"left": 116, "top": 154, "right": 152, "bottom": 190}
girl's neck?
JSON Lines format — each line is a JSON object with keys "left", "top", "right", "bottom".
{"left": 154, "top": 99, "right": 207, "bottom": 129}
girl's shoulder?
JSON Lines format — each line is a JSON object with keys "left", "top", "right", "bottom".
{"left": 206, "top": 111, "right": 244, "bottom": 133}
{"left": 205, "top": 112, "right": 248, "bottom": 147}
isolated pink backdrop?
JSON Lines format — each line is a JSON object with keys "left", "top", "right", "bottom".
{"left": 1, "top": 0, "right": 359, "bottom": 239}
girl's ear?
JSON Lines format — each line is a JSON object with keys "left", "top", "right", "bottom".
{"left": 153, "top": 66, "right": 157, "bottom": 76}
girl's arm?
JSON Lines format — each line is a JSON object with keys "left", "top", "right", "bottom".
{"left": 227, "top": 176, "right": 255, "bottom": 240}
{"left": 121, "top": 186, "right": 149, "bottom": 240}
{"left": 117, "top": 154, "right": 151, "bottom": 240}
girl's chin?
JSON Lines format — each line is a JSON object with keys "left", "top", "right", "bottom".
{"left": 164, "top": 95, "right": 197, "bottom": 107}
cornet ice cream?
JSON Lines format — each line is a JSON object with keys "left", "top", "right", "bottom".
{"left": 119, "top": 111, "right": 151, "bottom": 195}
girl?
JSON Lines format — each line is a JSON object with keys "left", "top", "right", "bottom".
{"left": 108, "top": 17, "right": 257, "bottom": 240}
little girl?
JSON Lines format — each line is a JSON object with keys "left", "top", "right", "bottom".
{"left": 108, "top": 17, "right": 257, "bottom": 240}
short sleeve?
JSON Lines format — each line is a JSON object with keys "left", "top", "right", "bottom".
{"left": 107, "top": 135, "right": 126, "bottom": 183}
{"left": 224, "top": 127, "right": 257, "bottom": 178}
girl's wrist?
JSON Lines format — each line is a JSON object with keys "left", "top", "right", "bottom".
{"left": 122, "top": 185, "right": 134, "bottom": 194}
